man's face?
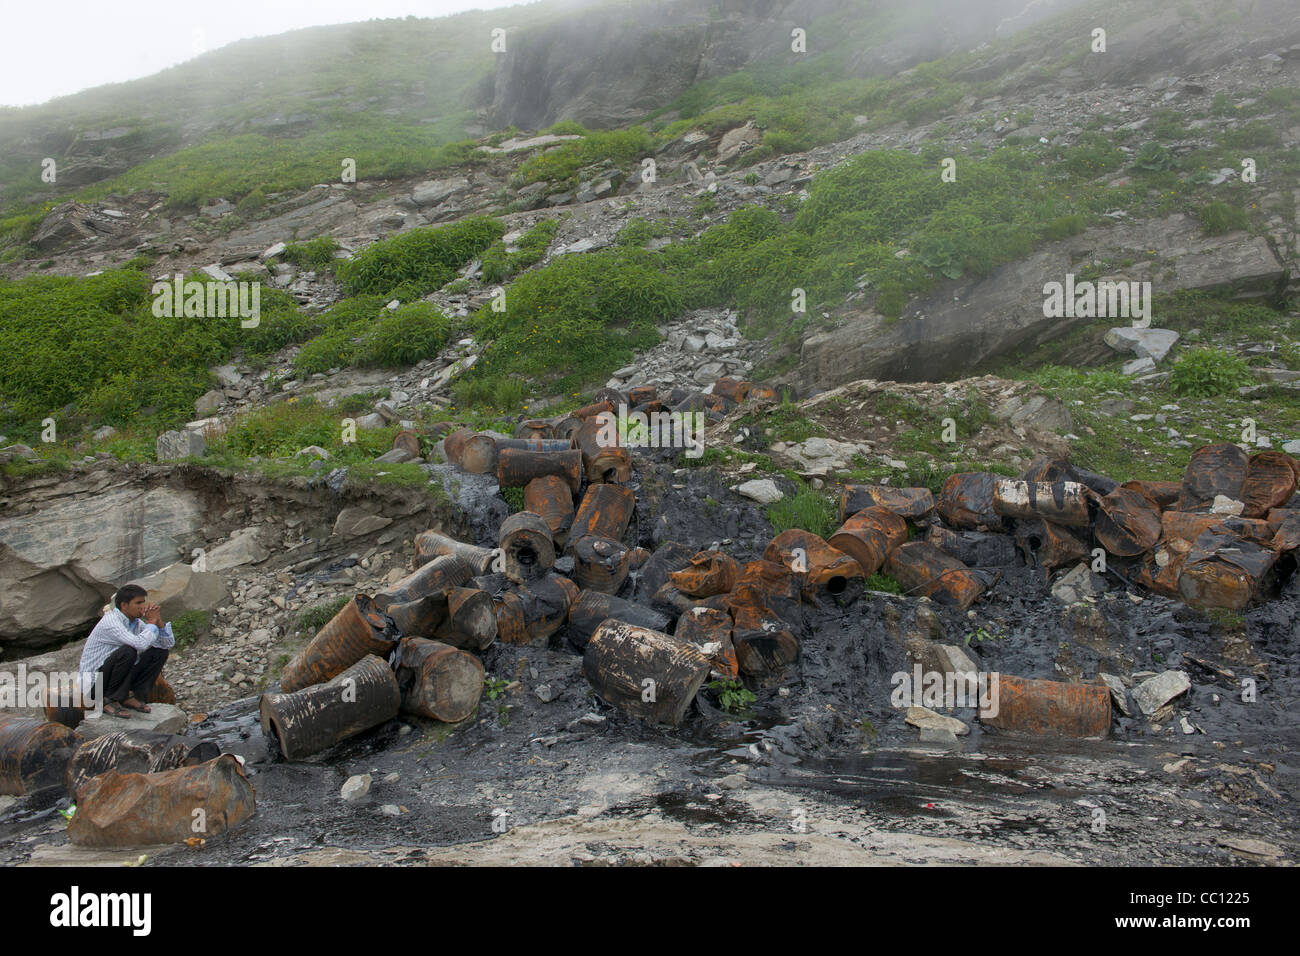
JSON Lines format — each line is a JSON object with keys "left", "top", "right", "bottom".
{"left": 121, "top": 595, "right": 148, "bottom": 620}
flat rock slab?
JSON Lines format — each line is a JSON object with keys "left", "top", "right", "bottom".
{"left": 20, "top": 843, "right": 182, "bottom": 867}
{"left": 76, "top": 704, "right": 188, "bottom": 739}
{"left": 1132, "top": 670, "right": 1191, "bottom": 716}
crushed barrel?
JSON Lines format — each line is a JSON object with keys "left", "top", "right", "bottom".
{"left": 576, "top": 416, "right": 633, "bottom": 483}
{"left": 1177, "top": 443, "right": 1250, "bottom": 512}
{"left": 1241, "top": 451, "right": 1300, "bottom": 518}
{"left": 829, "top": 506, "right": 908, "bottom": 575}
{"left": 376, "top": 554, "right": 474, "bottom": 610}
{"left": 513, "top": 573, "right": 579, "bottom": 644}
{"left": 572, "top": 535, "right": 633, "bottom": 594}
{"left": 395, "top": 638, "right": 484, "bottom": 722}
{"left": 393, "top": 430, "right": 422, "bottom": 458}
{"left": 261, "top": 655, "right": 401, "bottom": 761}
{"left": 670, "top": 550, "right": 742, "bottom": 598}
{"left": 66, "top": 731, "right": 219, "bottom": 799}
{"left": 433, "top": 587, "right": 498, "bottom": 650}
{"left": 838, "top": 485, "right": 934, "bottom": 523}
{"left": 512, "top": 419, "right": 555, "bottom": 439}
{"left": 937, "top": 472, "right": 1003, "bottom": 530}
{"left": 674, "top": 605, "right": 738, "bottom": 680}
{"left": 885, "top": 541, "right": 987, "bottom": 610}
{"left": 730, "top": 597, "right": 800, "bottom": 680}
{"left": 524, "top": 475, "right": 575, "bottom": 546}
{"left": 1094, "top": 486, "right": 1162, "bottom": 557}
{"left": 765, "top": 529, "right": 864, "bottom": 607}
{"left": 412, "top": 531, "right": 495, "bottom": 574}
{"left": 1013, "top": 520, "right": 1089, "bottom": 571}
{"left": 1178, "top": 527, "right": 1278, "bottom": 609}
{"left": 68, "top": 754, "right": 255, "bottom": 847}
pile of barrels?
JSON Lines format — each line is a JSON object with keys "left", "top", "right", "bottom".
{"left": 812, "top": 444, "right": 1300, "bottom": 612}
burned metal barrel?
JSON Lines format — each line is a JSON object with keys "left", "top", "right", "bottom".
{"left": 712, "top": 377, "right": 753, "bottom": 404}
{"left": 566, "top": 590, "right": 672, "bottom": 651}
{"left": 493, "top": 591, "right": 531, "bottom": 645}
{"left": 42, "top": 675, "right": 88, "bottom": 729}
{"left": 627, "top": 385, "right": 658, "bottom": 406}
{"left": 1021, "top": 456, "right": 1119, "bottom": 496}
{"left": 572, "top": 535, "right": 633, "bottom": 593}
{"left": 68, "top": 753, "right": 255, "bottom": 847}
{"left": 570, "top": 483, "right": 636, "bottom": 544}
{"left": 992, "top": 479, "right": 1093, "bottom": 527}
{"left": 937, "top": 472, "right": 1003, "bottom": 530}
{"left": 384, "top": 592, "right": 449, "bottom": 639}
{"left": 434, "top": 587, "right": 498, "bottom": 651}
{"left": 927, "top": 526, "right": 1023, "bottom": 569}
{"left": 1121, "top": 480, "right": 1181, "bottom": 510}
{"left": 1242, "top": 451, "right": 1300, "bottom": 518}
{"left": 444, "top": 428, "right": 498, "bottom": 474}
{"left": 376, "top": 553, "right": 474, "bottom": 609}
{"left": 1094, "top": 486, "right": 1162, "bottom": 557}
{"left": 148, "top": 675, "right": 177, "bottom": 705}
{"left": 66, "top": 731, "right": 220, "bottom": 799}
{"left": 498, "top": 511, "right": 556, "bottom": 583}
{"left": 628, "top": 546, "right": 651, "bottom": 569}
{"left": 393, "top": 430, "right": 422, "bottom": 458}
{"left": 412, "top": 531, "right": 495, "bottom": 574}
{"left": 674, "top": 605, "right": 738, "bottom": 680}
{"left": 829, "top": 507, "right": 908, "bottom": 576}
{"left": 1013, "top": 520, "right": 1089, "bottom": 571}
{"left": 1177, "top": 443, "right": 1250, "bottom": 511}
{"left": 524, "top": 475, "right": 575, "bottom": 546}
{"left": 576, "top": 417, "right": 633, "bottom": 483}
{"left": 765, "top": 530, "right": 864, "bottom": 607}
{"left": 496, "top": 447, "right": 583, "bottom": 494}
{"left": 746, "top": 384, "right": 783, "bottom": 403}
{"left": 494, "top": 437, "right": 574, "bottom": 454}
{"left": 730, "top": 597, "right": 800, "bottom": 680}
{"left": 1178, "top": 527, "right": 1278, "bottom": 609}
{"left": 280, "top": 594, "right": 401, "bottom": 693}
{"left": 885, "top": 541, "right": 987, "bottom": 610}
{"left": 593, "top": 387, "right": 627, "bottom": 408}
{"left": 582, "top": 621, "right": 712, "bottom": 726}
{"left": 261, "top": 655, "right": 401, "bottom": 761}
{"left": 1273, "top": 511, "right": 1300, "bottom": 552}
{"left": 573, "top": 399, "right": 615, "bottom": 421}
{"left": 512, "top": 573, "right": 579, "bottom": 644}
{"left": 979, "top": 675, "right": 1111, "bottom": 737}
{"left": 0, "top": 716, "right": 78, "bottom": 796}
{"left": 731, "top": 560, "right": 804, "bottom": 626}
{"left": 395, "top": 638, "right": 484, "bottom": 723}
{"left": 670, "top": 549, "right": 742, "bottom": 598}
{"left": 513, "top": 419, "right": 556, "bottom": 440}
{"left": 838, "top": 485, "right": 935, "bottom": 523}
{"left": 635, "top": 541, "right": 696, "bottom": 599}
{"left": 1161, "top": 512, "right": 1274, "bottom": 547}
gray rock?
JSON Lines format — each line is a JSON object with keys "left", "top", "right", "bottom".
{"left": 1104, "top": 327, "right": 1180, "bottom": 362}
{"left": 212, "top": 365, "right": 242, "bottom": 387}
{"left": 91, "top": 426, "right": 118, "bottom": 442}
{"left": 735, "top": 479, "right": 782, "bottom": 505}
{"left": 905, "top": 705, "right": 969, "bottom": 736}
{"left": 131, "top": 562, "right": 228, "bottom": 620}
{"left": 374, "top": 448, "right": 416, "bottom": 464}
{"left": 295, "top": 445, "right": 330, "bottom": 459}
{"left": 332, "top": 507, "right": 393, "bottom": 538}
{"left": 352, "top": 413, "right": 387, "bottom": 429}
{"left": 1122, "top": 357, "right": 1157, "bottom": 376}
{"left": 77, "top": 703, "right": 188, "bottom": 739}
{"left": 156, "top": 429, "right": 205, "bottom": 461}
{"left": 411, "top": 177, "right": 470, "bottom": 208}
{"left": 1098, "top": 673, "right": 1132, "bottom": 717}
{"left": 204, "top": 529, "right": 268, "bottom": 571}
{"left": 341, "top": 773, "right": 372, "bottom": 803}
{"left": 1132, "top": 670, "right": 1191, "bottom": 716}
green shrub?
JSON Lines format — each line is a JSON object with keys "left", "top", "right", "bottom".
{"left": 1168, "top": 349, "right": 1254, "bottom": 397}
{"left": 1197, "top": 201, "right": 1249, "bottom": 236}
{"left": 336, "top": 216, "right": 504, "bottom": 299}
{"left": 361, "top": 302, "right": 450, "bottom": 366}
{"left": 296, "top": 596, "right": 351, "bottom": 634}
{"left": 281, "top": 237, "right": 340, "bottom": 273}
{"left": 1133, "top": 142, "right": 1174, "bottom": 172}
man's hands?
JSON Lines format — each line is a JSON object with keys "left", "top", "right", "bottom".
{"left": 143, "top": 603, "right": 163, "bottom": 627}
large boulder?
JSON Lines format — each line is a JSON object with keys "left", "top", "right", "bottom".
{"left": 797, "top": 213, "right": 1290, "bottom": 391}
{"left": 156, "top": 429, "right": 206, "bottom": 461}
{"left": 0, "top": 487, "right": 203, "bottom": 646}
{"left": 130, "top": 562, "right": 228, "bottom": 620}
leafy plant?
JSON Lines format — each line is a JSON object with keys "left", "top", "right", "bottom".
{"left": 1168, "top": 349, "right": 1253, "bottom": 397}
{"left": 707, "top": 679, "right": 756, "bottom": 714}
{"left": 1133, "top": 142, "right": 1174, "bottom": 172}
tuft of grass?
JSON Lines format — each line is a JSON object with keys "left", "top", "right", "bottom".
{"left": 296, "top": 596, "right": 350, "bottom": 635}
{"left": 765, "top": 486, "right": 837, "bottom": 538}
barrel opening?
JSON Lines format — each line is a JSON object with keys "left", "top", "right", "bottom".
{"left": 1027, "top": 534, "right": 1043, "bottom": 551}
{"left": 515, "top": 546, "right": 537, "bottom": 567}
{"left": 602, "top": 468, "right": 618, "bottom": 483}
{"left": 826, "top": 576, "right": 847, "bottom": 595}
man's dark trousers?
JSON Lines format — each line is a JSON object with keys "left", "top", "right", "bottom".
{"left": 98, "top": 645, "right": 168, "bottom": 702}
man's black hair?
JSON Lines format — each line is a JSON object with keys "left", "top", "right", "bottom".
{"left": 114, "top": 584, "right": 148, "bottom": 610}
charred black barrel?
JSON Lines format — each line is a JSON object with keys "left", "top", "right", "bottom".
{"left": 498, "top": 511, "right": 557, "bottom": 584}
{"left": 261, "top": 655, "right": 401, "bottom": 761}
{"left": 395, "top": 638, "right": 485, "bottom": 722}
{"left": 280, "top": 594, "right": 401, "bottom": 693}
{"left": 566, "top": 589, "right": 672, "bottom": 651}
{"left": 66, "top": 731, "right": 219, "bottom": 799}
{"left": 0, "top": 716, "right": 78, "bottom": 796}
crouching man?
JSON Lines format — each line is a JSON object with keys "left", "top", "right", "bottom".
{"left": 78, "top": 584, "right": 175, "bottom": 719}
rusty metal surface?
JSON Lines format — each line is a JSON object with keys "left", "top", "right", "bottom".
{"left": 66, "top": 731, "right": 218, "bottom": 799}
{"left": 582, "top": 621, "right": 711, "bottom": 726}
{"left": 393, "top": 429, "right": 422, "bottom": 458}
{"left": 937, "top": 472, "right": 1003, "bottom": 530}
{"left": 1121, "top": 480, "right": 1181, "bottom": 510}
{"left": 839, "top": 484, "right": 935, "bottom": 523}
{"left": 671, "top": 549, "right": 742, "bottom": 598}
{"left": 992, "top": 479, "right": 1093, "bottom": 527}
{"left": 885, "top": 541, "right": 987, "bottom": 610}
{"left": 1094, "top": 486, "right": 1163, "bottom": 557}
{"left": 385, "top": 592, "right": 449, "bottom": 639}
{"left": 498, "top": 511, "right": 557, "bottom": 583}
{"left": 674, "top": 605, "right": 738, "bottom": 680}
{"left": 412, "top": 531, "right": 495, "bottom": 574}
{"left": 572, "top": 535, "right": 633, "bottom": 593}
{"left": 524, "top": 475, "right": 576, "bottom": 547}
{"left": 0, "top": 716, "right": 78, "bottom": 796}
{"left": 496, "top": 447, "right": 583, "bottom": 493}
{"left": 436, "top": 587, "right": 498, "bottom": 651}
{"left": 712, "top": 377, "right": 753, "bottom": 404}
{"left": 575, "top": 418, "right": 633, "bottom": 483}
{"left": 395, "top": 638, "right": 484, "bottom": 722}
{"left": 570, "top": 483, "right": 635, "bottom": 543}
{"left": 1013, "top": 520, "right": 1089, "bottom": 571}
{"left": 566, "top": 590, "right": 672, "bottom": 650}
{"left": 980, "top": 674, "right": 1111, "bottom": 737}
{"left": 1177, "top": 443, "right": 1250, "bottom": 511}
{"left": 493, "top": 591, "right": 530, "bottom": 645}
{"left": 280, "top": 594, "right": 400, "bottom": 693}
{"left": 765, "top": 530, "right": 865, "bottom": 607}
{"left": 494, "top": 437, "right": 574, "bottom": 454}
{"left": 1241, "top": 451, "right": 1300, "bottom": 518}
{"left": 1178, "top": 528, "right": 1279, "bottom": 609}
{"left": 829, "top": 507, "right": 908, "bottom": 576}
{"left": 261, "top": 655, "right": 401, "bottom": 761}
{"left": 68, "top": 753, "right": 256, "bottom": 847}
{"left": 513, "top": 419, "right": 556, "bottom": 439}
{"left": 376, "top": 554, "right": 474, "bottom": 609}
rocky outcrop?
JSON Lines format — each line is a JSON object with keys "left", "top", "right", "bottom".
{"left": 797, "top": 213, "right": 1293, "bottom": 391}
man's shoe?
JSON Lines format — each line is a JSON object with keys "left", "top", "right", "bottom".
{"left": 122, "top": 696, "right": 152, "bottom": 713}
{"left": 103, "top": 702, "right": 133, "bottom": 718}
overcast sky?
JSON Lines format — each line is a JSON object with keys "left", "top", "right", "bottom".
{"left": 3, "top": 0, "right": 529, "bottom": 107}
